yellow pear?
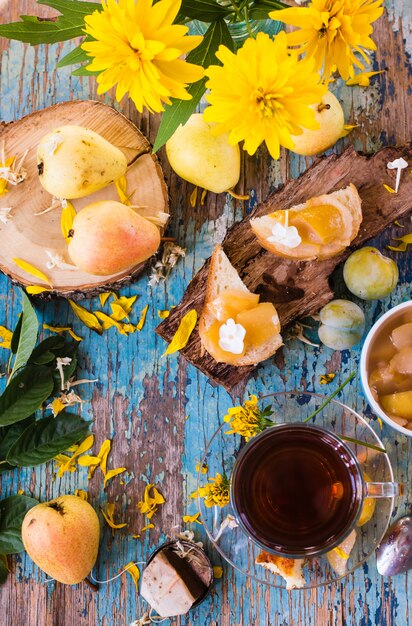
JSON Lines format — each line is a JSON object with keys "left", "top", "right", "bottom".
{"left": 22, "top": 495, "right": 100, "bottom": 585}
{"left": 290, "top": 92, "right": 345, "bottom": 156}
{"left": 37, "top": 125, "right": 127, "bottom": 199}
{"left": 68, "top": 200, "right": 161, "bottom": 275}
{"left": 166, "top": 113, "right": 240, "bottom": 194}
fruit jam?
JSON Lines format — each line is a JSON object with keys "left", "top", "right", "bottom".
{"left": 231, "top": 424, "right": 362, "bottom": 556}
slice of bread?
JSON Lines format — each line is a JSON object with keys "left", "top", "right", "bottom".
{"left": 256, "top": 551, "right": 306, "bottom": 590}
{"left": 198, "top": 245, "right": 283, "bottom": 366}
{"left": 250, "top": 183, "right": 362, "bottom": 261}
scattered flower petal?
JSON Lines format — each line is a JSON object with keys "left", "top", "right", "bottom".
{"left": 125, "top": 562, "right": 140, "bottom": 590}
{"left": 0, "top": 207, "right": 12, "bottom": 224}
{"left": 183, "top": 512, "right": 202, "bottom": 525}
{"left": 26, "top": 285, "right": 52, "bottom": 295}
{"left": 99, "top": 292, "right": 114, "bottom": 307}
{"left": 104, "top": 467, "right": 127, "bottom": 488}
{"left": 149, "top": 242, "right": 185, "bottom": 287}
{"left": 45, "top": 250, "right": 78, "bottom": 271}
{"left": 136, "top": 304, "right": 149, "bottom": 331}
{"left": 346, "top": 70, "right": 384, "bottom": 86}
{"left": 43, "top": 323, "right": 83, "bottom": 342}
{"left": 158, "top": 309, "right": 170, "bottom": 319}
{"left": 213, "top": 566, "right": 223, "bottom": 579}
{"left": 56, "top": 356, "right": 72, "bottom": 391}
{"left": 320, "top": 373, "right": 336, "bottom": 385}
{"left": 387, "top": 233, "right": 412, "bottom": 252}
{"left": 0, "top": 326, "right": 12, "bottom": 349}
{"left": 13, "top": 258, "right": 52, "bottom": 286}
{"left": 101, "top": 502, "right": 127, "bottom": 535}
{"left": 195, "top": 461, "right": 208, "bottom": 475}
{"left": 190, "top": 186, "right": 198, "bottom": 208}
{"left": 60, "top": 201, "right": 76, "bottom": 244}
{"left": 163, "top": 309, "right": 197, "bottom": 356}
{"left": 69, "top": 300, "right": 103, "bottom": 335}
{"left": 137, "top": 483, "right": 165, "bottom": 520}
{"left": 214, "top": 514, "right": 239, "bottom": 542}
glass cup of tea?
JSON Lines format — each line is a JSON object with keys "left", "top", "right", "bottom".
{"left": 230, "top": 423, "right": 402, "bottom": 558}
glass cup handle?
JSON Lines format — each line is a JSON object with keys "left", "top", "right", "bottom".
{"left": 365, "top": 482, "right": 404, "bottom": 498}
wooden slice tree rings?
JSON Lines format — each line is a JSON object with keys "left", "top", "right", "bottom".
{"left": 0, "top": 100, "right": 169, "bottom": 298}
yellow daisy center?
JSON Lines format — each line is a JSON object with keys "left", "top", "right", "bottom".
{"left": 253, "top": 88, "right": 283, "bottom": 118}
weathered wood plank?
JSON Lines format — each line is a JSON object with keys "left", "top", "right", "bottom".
{"left": 0, "top": 0, "right": 411, "bottom": 625}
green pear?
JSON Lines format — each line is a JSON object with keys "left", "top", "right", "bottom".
{"left": 68, "top": 200, "right": 161, "bottom": 275}
{"left": 37, "top": 125, "right": 127, "bottom": 199}
{"left": 22, "top": 495, "right": 100, "bottom": 585}
{"left": 290, "top": 92, "right": 345, "bottom": 156}
{"left": 166, "top": 113, "right": 240, "bottom": 194}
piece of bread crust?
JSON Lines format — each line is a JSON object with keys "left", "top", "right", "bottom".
{"left": 198, "top": 245, "right": 283, "bottom": 367}
{"left": 256, "top": 551, "right": 306, "bottom": 590}
{"left": 250, "top": 183, "right": 362, "bottom": 261}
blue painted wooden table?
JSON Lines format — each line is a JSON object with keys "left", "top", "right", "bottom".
{"left": 0, "top": 1, "right": 411, "bottom": 625}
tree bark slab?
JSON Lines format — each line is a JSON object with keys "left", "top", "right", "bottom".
{"left": 0, "top": 100, "right": 169, "bottom": 298}
{"left": 156, "top": 144, "right": 412, "bottom": 394}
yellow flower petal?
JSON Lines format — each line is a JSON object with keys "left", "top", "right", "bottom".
{"left": 383, "top": 184, "right": 396, "bottom": 194}
{"left": 137, "top": 483, "right": 165, "bottom": 519}
{"left": 99, "top": 292, "right": 114, "bottom": 307}
{"left": 320, "top": 373, "right": 336, "bottom": 385}
{"left": 183, "top": 512, "right": 202, "bottom": 525}
{"left": 163, "top": 309, "right": 197, "bottom": 356}
{"left": 43, "top": 323, "right": 83, "bottom": 342}
{"left": 61, "top": 201, "right": 76, "bottom": 243}
{"left": 77, "top": 455, "right": 102, "bottom": 466}
{"left": 48, "top": 397, "right": 66, "bottom": 416}
{"left": 387, "top": 233, "right": 412, "bottom": 252}
{"left": 26, "top": 285, "right": 52, "bottom": 295}
{"left": 124, "top": 562, "right": 140, "bottom": 589}
{"left": 158, "top": 309, "right": 170, "bottom": 319}
{"left": 140, "top": 523, "right": 154, "bottom": 533}
{"left": 104, "top": 467, "right": 127, "bottom": 487}
{"left": 136, "top": 304, "right": 149, "bottom": 331}
{"left": 69, "top": 300, "right": 103, "bottom": 335}
{"left": 0, "top": 326, "right": 12, "bottom": 349}
{"left": 333, "top": 546, "right": 349, "bottom": 559}
{"left": 213, "top": 566, "right": 223, "bottom": 579}
{"left": 101, "top": 503, "right": 127, "bottom": 533}
{"left": 13, "top": 258, "right": 52, "bottom": 286}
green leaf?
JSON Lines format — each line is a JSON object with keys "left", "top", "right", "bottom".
{"left": 249, "top": 0, "right": 288, "bottom": 19}
{"left": 0, "top": 416, "right": 35, "bottom": 461}
{"left": 9, "top": 291, "right": 39, "bottom": 381}
{"left": 71, "top": 64, "right": 100, "bottom": 76}
{"left": 178, "top": 0, "right": 232, "bottom": 22}
{"left": 153, "top": 19, "right": 233, "bottom": 152}
{"left": 10, "top": 317, "right": 22, "bottom": 355}
{"left": 0, "top": 0, "right": 101, "bottom": 45}
{"left": 0, "top": 555, "right": 9, "bottom": 584}
{"left": 7, "top": 412, "right": 90, "bottom": 466}
{"left": 0, "top": 366, "right": 54, "bottom": 427}
{"left": 57, "top": 43, "right": 89, "bottom": 68}
{"left": 0, "top": 495, "right": 39, "bottom": 554}
{"left": 29, "top": 336, "right": 65, "bottom": 365}
{"left": 37, "top": 0, "right": 101, "bottom": 15}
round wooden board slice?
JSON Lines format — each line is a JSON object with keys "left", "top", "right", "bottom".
{"left": 0, "top": 100, "right": 169, "bottom": 298}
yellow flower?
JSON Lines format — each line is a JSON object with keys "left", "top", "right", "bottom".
{"left": 203, "top": 32, "right": 326, "bottom": 160}
{"left": 192, "top": 473, "right": 230, "bottom": 508}
{"left": 224, "top": 395, "right": 274, "bottom": 441}
{"left": 273, "top": 0, "right": 384, "bottom": 81}
{"left": 82, "top": 0, "right": 204, "bottom": 113}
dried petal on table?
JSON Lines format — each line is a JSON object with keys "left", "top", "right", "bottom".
{"left": 69, "top": 300, "right": 103, "bottom": 335}
{"left": 43, "top": 323, "right": 83, "bottom": 342}
{"left": 162, "top": 309, "right": 197, "bottom": 356}
{"left": 101, "top": 502, "right": 127, "bottom": 535}
{"left": 13, "top": 258, "right": 52, "bottom": 286}
{"left": 0, "top": 326, "right": 12, "bottom": 349}
{"left": 137, "top": 483, "right": 165, "bottom": 520}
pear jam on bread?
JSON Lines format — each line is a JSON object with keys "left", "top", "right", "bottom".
{"left": 199, "top": 245, "right": 283, "bottom": 366}
{"left": 250, "top": 183, "right": 362, "bottom": 261}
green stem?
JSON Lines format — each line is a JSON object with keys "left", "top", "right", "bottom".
{"left": 303, "top": 371, "right": 356, "bottom": 423}
{"left": 339, "top": 435, "right": 386, "bottom": 454}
